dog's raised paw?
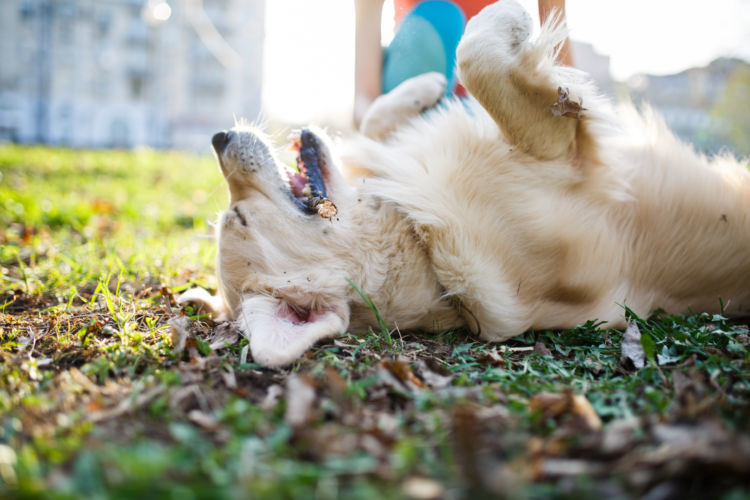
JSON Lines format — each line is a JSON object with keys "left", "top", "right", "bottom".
{"left": 394, "top": 72, "right": 447, "bottom": 114}
{"left": 360, "top": 72, "right": 447, "bottom": 140}
{"left": 463, "top": 0, "right": 532, "bottom": 56}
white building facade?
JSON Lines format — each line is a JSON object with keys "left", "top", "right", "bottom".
{"left": 0, "top": 0, "right": 264, "bottom": 151}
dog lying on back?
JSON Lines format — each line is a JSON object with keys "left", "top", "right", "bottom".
{"left": 180, "top": 0, "right": 750, "bottom": 367}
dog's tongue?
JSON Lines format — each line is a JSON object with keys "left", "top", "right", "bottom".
{"left": 287, "top": 171, "right": 308, "bottom": 198}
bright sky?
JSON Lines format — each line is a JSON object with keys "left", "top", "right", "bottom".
{"left": 262, "top": 0, "right": 750, "bottom": 126}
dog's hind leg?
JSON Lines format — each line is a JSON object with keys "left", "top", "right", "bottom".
{"left": 360, "top": 72, "right": 447, "bottom": 141}
{"left": 457, "top": 0, "right": 599, "bottom": 164}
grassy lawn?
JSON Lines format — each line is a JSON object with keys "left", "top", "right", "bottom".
{"left": 1, "top": 144, "right": 749, "bottom": 499}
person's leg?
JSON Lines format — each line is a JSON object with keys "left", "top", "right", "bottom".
{"left": 382, "top": 1, "right": 466, "bottom": 94}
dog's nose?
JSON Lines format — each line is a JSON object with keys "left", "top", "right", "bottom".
{"left": 211, "top": 131, "right": 232, "bottom": 154}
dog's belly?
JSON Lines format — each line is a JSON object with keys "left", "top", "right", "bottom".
{"left": 423, "top": 181, "right": 750, "bottom": 339}
{"left": 352, "top": 77, "right": 750, "bottom": 338}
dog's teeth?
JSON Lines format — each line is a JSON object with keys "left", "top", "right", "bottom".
{"left": 287, "top": 130, "right": 302, "bottom": 150}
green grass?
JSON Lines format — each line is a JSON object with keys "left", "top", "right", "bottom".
{"left": 1, "top": 144, "right": 749, "bottom": 499}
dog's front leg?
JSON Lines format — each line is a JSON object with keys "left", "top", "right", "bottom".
{"left": 360, "top": 72, "right": 446, "bottom": 141}
{"left": 457, "top": 0, "right": 595, "bottom": 163}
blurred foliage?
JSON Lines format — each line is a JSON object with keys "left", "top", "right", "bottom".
{"left": 711, "top": 65, "right": 750, "bottom": 157}
{"left": 0, "top": 144, "right": 226, "bottom": 233}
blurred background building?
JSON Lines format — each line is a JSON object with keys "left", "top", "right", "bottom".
{"left": 0, "top": 0, "right": 264, "bottom": 151}
{"left": 571, "top": 41, "right": 750, "bottom": 156}
{"left": 625, "top": 58, "right": 750, "bottom": 155}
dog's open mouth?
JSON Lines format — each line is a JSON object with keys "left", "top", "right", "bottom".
{"left": 285, "top": 129, "right": 338, "bottom": 219}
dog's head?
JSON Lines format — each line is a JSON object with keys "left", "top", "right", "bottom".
{"left": 206, "top": 124, "right": 359, "bottom": 367}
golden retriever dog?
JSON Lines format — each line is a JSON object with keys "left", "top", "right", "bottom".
{"left": 180, "top": 0, "right": 750, "bottom": 367}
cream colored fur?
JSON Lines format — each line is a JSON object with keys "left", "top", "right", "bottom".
{"left": 180, "top": 0, "right": 750, "bottom": 367}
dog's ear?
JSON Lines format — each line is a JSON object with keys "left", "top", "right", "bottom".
{"left": 176, "top": 287, "right": 230, "bottom": 322}
{"left": 236, "top": 295, "right": 348, "bottom": 368}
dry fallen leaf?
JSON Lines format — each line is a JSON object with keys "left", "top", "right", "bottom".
{"left": 416, "top": 359, "right": 453, "bottom": 389}
{"left": 209, "top": 321, "right": 241, "bottom": 351}
{"left": 533, "top": 342, "right": 552, "bottom": 356}
{"left": 260, "top": 384, "right": 284, "bottom": 411}
{"left": 220, "top": 365, "right": 237, "bottom": 390}
{"left": 451, "top": 405, "right": 483, "bottom": 487}
{"left": 619, "top": 420, "right": 750, "bottom": 489}
{"left": 476, "top": 348, "right": 507, "bottom": 368}
{"left": 736, "top": 331, "right": 750, "bottom": 346}
{"left": 284, "top": 374, "right": 317, "bottom": 428}
{"left": 188, "top": 409, "right": 220, "bottom": 431}
{"left": 529, "top": 391, "right": 602, "bottom": 432}
{"left": 379, "top": 358, "right": 426, "bottom": 391}
{"left": 620, "top": 320, "right": 645, "bottom": 370}
{"left": 168, "top": 316, "right": 190, "bottom": 354}
{"left": 600, "top": 418, "right": 641, "bottom": 455}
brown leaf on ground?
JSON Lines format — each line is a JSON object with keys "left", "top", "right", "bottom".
{"left": 220, "top": 365, "right": 237, "bottom": 390}
{"left": 209, "top": 321, "right": 241, "bottom": 351}
{"left": 324, "top": 367, "right": 359, "bottom": 417}
{"left": 671, "top": 369, "right": 720, "bottom": 419}
{"left": 168, "top": 316, "right": 191, "bottom": 354}
{"left": 188, "top": 409, "right": 220, "bottom": 431}
{"left": 260, "top": 384, "right": 284, "bottom": 411}
{"left": 533, "top": 342, "right": 552, "bottom": 356}
{"left": 284, "top": 374, "right": 318, "bottom": 428}
{"left": 451, "top": 405, "right": 483, "bottom": 487}
{"left": 526, "top": 414, "right": 750, "bottom": 497}
{"left": 415, "top": 359, "right": 453, "bottom": 388}
{"left": 620, "top": 320, "right": 645, "bottom": 370}
{"left": 324, "top": 367, "right": 348, "bottom": 398}
{"left": 617, "top": 420, "right": 750, "bottom": 493}
{"left": 584, "top": 357, "right": 604, "bottom": 376}
{"left": 529, "top": 390, "right": 602, "bottom": 432}
{"left": 379, "top": 358, "right": 425, "bottom": 392}
{"left": 450, "top": 403, "right": 525, "bottom": 497}
{"left": 160, "top": 285, "right": 178, "bottom": 308}
{"left": 476, "top": 347, "right": 507, "bottom": 368}
{"left": 297, "top": 423, "right": 359, "bottom": 460}
{"left": 168, "top": 384, "right": 207, "bottom": 414}
{"left": 599, "top": 418, "right": 641, "bottom": 456}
